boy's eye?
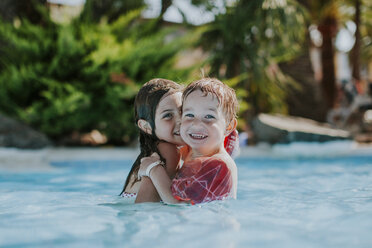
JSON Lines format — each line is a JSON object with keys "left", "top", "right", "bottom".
{"left": 205, "top": 114, "right": 215, "bottom": 119}
{"left": 184, "top": 113, "right": 194, "bottom": 118}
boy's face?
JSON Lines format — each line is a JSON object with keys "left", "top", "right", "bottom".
{"left": 180, "top": 89, "right": 227, "bottom": 156}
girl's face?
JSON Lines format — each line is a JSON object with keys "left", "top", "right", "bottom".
{"left": 154, "top": 92, "right": 185, "bottom": 146}
{"left": 180, "top": 89, "right": 227, "bottom": 157}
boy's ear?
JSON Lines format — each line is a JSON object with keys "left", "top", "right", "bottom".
{"left": 225, "top": 118, "right": 237, "bottom": 136}
{"left": 137, "top": 119, "right": 152, "bottom": 135}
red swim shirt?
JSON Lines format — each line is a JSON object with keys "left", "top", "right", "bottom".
{"left": 171, "top": 157, "right": 233, "bottom": 204}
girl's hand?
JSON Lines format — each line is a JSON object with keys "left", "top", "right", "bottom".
{"left": 138, "top": 153, "right": 161, "bottom": 179}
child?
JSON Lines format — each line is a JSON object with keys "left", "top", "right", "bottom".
{"left": 138, "top": 78, "right": 239, "bottom": 204}
{"left": 120, "top": 78, "right": 185, "bottom": 203}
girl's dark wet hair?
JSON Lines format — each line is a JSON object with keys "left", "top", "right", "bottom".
{"left": 120, "top": 78, "right": 182, "bottom": 195}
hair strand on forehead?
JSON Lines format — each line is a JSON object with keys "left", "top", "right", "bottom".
{"left": 182, "top": 78, "right": 239, "bottom": 124}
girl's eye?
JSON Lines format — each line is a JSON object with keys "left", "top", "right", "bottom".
{"left": 162, "top": 113, "right": 173, "bottom": 119}
{"left": 205, "top": 114, "right": 215, "bottom": 119}
{"left": 184, "top": 113, "right": 194, "bottom": 118}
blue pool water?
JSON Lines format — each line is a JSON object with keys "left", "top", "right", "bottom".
{"left": 0, "top": 142, "right": 372, "bottom": 247}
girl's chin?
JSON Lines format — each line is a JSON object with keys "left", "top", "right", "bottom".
{"left": 175, "top": 141, "right": 186, "bottom": 146}
{"left": 173, "top": 138, "right": 186, "bottom": 146}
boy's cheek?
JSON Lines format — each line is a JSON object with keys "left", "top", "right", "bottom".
{"left": 180, "top": 120, "right": 192, "bottom": 129}
{"left": 181, "top": 118, "right": 191, "bottom": 123}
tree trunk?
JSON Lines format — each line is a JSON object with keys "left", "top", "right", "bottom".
{"left": 279, "top": 32, "right": 327, "bottom": 122}
{"left": 318, "top": 16, "right": 337, "bottom": 110}
{"left": 160, "top": 0, "right": 172, "bottom": 18}
{"left": 351, "top": 0, "right": 361, "bottom": 81}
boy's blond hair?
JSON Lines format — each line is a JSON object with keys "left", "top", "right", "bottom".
{"left": 182, "top": 78, "right": 238, "bottom": 124}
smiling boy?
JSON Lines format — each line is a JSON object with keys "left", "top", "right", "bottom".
{"left": 138, "top": 78, "right": 239, "bottom": 204}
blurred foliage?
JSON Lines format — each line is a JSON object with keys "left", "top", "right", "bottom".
{"left": 336, "top": 0, "right": 372, "bottom": 64}
{"left": 0, "top": 0, "right": 47, "bottom": 24}
{"left": 0, "top": 0, "right": 369, "bottom": 145}
{"left": 79, "top": 0, "right": 145, "bottom": 23}
{"left": 301, "top": 0, "right": 371, "bottom": 108}
{"left": 0, "top": 4, "right": 198, "bottom": 145}
{"left": 198, "top": 0, "right": 307, "bottom": 120}
{"left": 361, "top": 0, "right": 372, "bottom": 63}
{"left": 304, "top": 0, "right": 371, "bottom": 68}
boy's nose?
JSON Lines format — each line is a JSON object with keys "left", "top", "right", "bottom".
{"left": 191, "top": 118, "right": 203, "bottom": 126}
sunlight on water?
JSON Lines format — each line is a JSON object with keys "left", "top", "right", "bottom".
{"left": 0, "top": 142, "right": 371, "bottom": 247}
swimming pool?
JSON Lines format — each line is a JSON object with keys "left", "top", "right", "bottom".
{"left": 1, "top": 142, "right": 371, "bottom": 247}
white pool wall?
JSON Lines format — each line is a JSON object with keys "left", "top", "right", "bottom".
{"left": 1, "top": 141, "right": 371, "bottom": 171}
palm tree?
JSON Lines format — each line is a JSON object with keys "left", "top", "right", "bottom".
{"left": 304, "top": 0, "right": 370, "bottom": 109}
{"left": 314, "top": 1, "right": 339, "bottom": 110}
{"left": 197, "top": 0, "right": 307, "bottom": 121}
{"left": 351, "top": 0, "right": 361, "bottom": 81}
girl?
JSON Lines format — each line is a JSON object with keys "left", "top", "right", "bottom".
{"left": 120, "top": 78, "right": 185, "bottom": 203}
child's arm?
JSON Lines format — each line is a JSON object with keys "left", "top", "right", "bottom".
{"left": 146, "top": 163, "right": 181, "bottom": 204}
{"left": 135, "top": 143, "right": 180, "bottom": 203}
{"left": 138, "top": 153, "right": 181, "bottom": 204}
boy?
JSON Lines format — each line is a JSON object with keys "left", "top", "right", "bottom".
{"left": 138, "top": 78, "right": 239, "bottom": 204}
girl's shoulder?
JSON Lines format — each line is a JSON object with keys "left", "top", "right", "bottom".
{"left": 124, "top": 174, "right": 141, "bottom": 193}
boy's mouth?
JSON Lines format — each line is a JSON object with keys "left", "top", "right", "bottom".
{"left": 189, "top": 133, "right": 208, "bottom": 140}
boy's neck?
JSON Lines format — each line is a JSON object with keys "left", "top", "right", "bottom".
{"left": 188, "top": 145, "right": 225, "bottom": 160}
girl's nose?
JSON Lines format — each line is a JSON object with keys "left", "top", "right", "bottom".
{"left": 175, "top": 119, "right": 181, "bottom": 129}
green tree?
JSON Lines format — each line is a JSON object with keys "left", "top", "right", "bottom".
{"left": 303, "top": 0, "right": 371, "bottom": 109}
{"left": 79, "top": 0, "right": 145, "bottom": 23}
{"left": 0, "top": 4, "right": 198, "bottom": 145}
{"left": 0, "top": 0, "right": 47, "bottom": 24}
{"left": 345, "top": 0, "right": 371, "bottom": 82}
{"left": 306, "top": 0, "right": 339, "bottom": 110}
{"left": 351, "top": 0, "right": 362, "bottom": 81}
{"left": 197, "top": 0, "right": 307, "bottom": 121}
{"left": 360, "top": 0, "right": 372, "bottom": 67}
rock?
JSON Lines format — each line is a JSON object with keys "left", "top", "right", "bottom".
{"left": 252, "top": 113, "right": 351, "bottom": 144}
{"left": 0, "top": 114, "right": 52, "bottom": 149}
{"left": 354, "top": 133, "right": 372, "bottom": 144}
